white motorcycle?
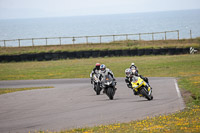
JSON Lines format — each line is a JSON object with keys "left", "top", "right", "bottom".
{"left": 92, "top": 73, "right": 102, "bottom": 95}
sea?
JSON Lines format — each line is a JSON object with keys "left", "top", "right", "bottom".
{"left": 0, "top": 9, "right": 200, "bottom": 47}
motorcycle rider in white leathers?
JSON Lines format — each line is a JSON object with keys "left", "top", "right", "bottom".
{"left": 90, "top": 63, "right": 101, "bottom": 84}
{"left": 99, "top": 64, "right": 116, "bottom": 92}
{"left": 129, "top": 63, "right": 139, "bottom": 75}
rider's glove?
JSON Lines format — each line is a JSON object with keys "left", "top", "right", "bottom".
{"left": 125, "top": 78, "right": 129, "bottom": 83}
{"left": 128, "top": 84, "right": 132, "bottom": 88}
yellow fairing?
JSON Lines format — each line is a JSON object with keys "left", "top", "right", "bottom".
{"left": 131, "top": 77, "right": 146, "bottom": 92}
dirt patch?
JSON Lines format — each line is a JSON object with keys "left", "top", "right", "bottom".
{"left": 180, "top": 88, "right": 194, "bottom": 104}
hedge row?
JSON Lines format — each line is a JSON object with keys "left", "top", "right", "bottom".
{"left": 0, "top": 48, "right": 190, "bottom": 62}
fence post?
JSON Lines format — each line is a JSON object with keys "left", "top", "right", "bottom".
{"left": 190, "top": 30, "right": 192, "bottom": 39}
{"left": 100, "top": 36, "right": 102, "bottom": 44}
{"left": 86, "top": 36, "right": 88, "bottom": 44}
{"left": 59, "top": 37, "right": 62, "bottom": 45}
{"left": 139, "top": 33, "right": 141, "bottom": 41}
{"left": 152, "top": 33, "right": 154, "bottom": 41}
{"left": 18, "top": 39, "right": 21, "bottom": 47}
{"left": 165, "top": 32, "right": 167, "bottom": 40}
{"left": 177, "top": 30, "right": 179, "bottom": 40}
{"left": 46, "top": 38, "right": 48, "bottom": 45}
{"left": 32, "top": 38, "right": 34, "bottom": 47}
{"left": 126, "top": 34, "right": 128, "bottom": 41}
{"left": 72, "top": 37, "right": 75, "bottom": 44}
{"left": 4, "top": 40, "right": 6, "bottom": 47}
{"left": 113, "top": 35, "right": 115, "bottom": 42}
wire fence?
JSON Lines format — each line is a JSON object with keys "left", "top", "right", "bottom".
{"left": 0, "top": 30, "right": 192, "bottom": 47}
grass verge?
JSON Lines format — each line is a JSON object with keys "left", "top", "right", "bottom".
{"left": 0, "top": 38, "right": 200, "bottom": 55}
{"left": 62, "top": 106, "right": 200, "bottom": 133}
{"left": 0, "top": 86, "right": 54, "bottom": 95}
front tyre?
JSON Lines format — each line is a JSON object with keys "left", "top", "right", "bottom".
{"left": 150, "top": 95, "right": 153, "bottom": 100}
{"left": 96, "top": 83, "right": 101, "bottom": 95}
{"left": 140, "top": 88, "right": 153, "bottom": 100}
{"left": 107, "top": 87, "right": 115, "bottom": 100}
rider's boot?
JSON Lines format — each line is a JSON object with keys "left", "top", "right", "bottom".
{"left": 103, "top": 89, "right": 106, "bottom": 94}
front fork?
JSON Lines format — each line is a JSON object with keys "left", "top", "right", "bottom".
{"left": 145, "top": 85, "right": 152, "bottom": 95}
{"left": 136, "top": 85, "right": 152, "bottom": 96}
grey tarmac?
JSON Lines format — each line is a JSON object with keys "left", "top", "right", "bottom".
{"left": 0, "top": 77, "right": 185, "bottom": 133}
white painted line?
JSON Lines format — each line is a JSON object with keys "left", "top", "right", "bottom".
{"left": 174, "top": 79, "right": 181, "bottom": 98}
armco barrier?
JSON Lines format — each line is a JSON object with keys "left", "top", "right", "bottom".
{"left": 0, "top": 48, "right": 190, "bottom": 62}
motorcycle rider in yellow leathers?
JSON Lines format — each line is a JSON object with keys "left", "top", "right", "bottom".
{"left": 125, "top": 63, "right": 151, "bottom": 95}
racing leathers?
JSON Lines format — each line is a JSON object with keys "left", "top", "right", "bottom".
{"left": 130, "top": 65, "right": 139, "bottom": 76}
{"left": 90, "top": 67, "right": 101, "bottom": 84}
{"left": 125, "top": 68, "right": 150, "bottom": 95}
{"left": 99, "top": 68, "right": 115, "bottom": 81}
{"left": 125, "top": 72, "right": 149, "bottom": 87}
{"left": 99, "top": 68, "right": 116, "bottom": 92}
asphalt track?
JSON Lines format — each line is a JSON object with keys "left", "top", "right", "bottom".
{"left": 0, "top": 78, "right": 185, "bottom": 133}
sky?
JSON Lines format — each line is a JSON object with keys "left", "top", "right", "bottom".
{"left": 0, "top": 0, "right": 200, "bottom": 19}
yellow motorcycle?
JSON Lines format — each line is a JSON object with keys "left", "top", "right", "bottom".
{"left": 131, "top": 76, "right": 153, "bottom": 100}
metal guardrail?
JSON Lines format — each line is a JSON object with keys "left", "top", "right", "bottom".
{"left": 0, "top": 30, "right": 183, "bottom": 47}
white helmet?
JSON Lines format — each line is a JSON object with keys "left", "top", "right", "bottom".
{"left": 100, "top": 64, "right": 106, "bottom": 72}
{"left": 125, "top": 68, "right": 132, "bottom": 77}
{"left": 131, "top": 63, "right": 135, "bottom": 66}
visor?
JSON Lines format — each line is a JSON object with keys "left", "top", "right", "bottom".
{"left": 101, "top": 68, "right": 105, "bottom": 71}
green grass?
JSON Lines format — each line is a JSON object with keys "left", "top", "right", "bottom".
{"left": 0, "top": 86, "right": 54, "bottom": 95}
{"left": 0, "top": 54, "right": 199, "bottom": 79}
{"left": 0, "top": 38, "right": 200, "bottom": 55}
{"left": 1, "top": 54, "right": 200, "bottom": 133}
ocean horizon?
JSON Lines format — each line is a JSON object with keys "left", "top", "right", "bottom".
{"left": 0, "top": 9, "right": 200, "bottom": 46}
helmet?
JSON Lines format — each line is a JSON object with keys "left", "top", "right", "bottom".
{"left": 125, "top": 68, "right": 132, "bottom": 77}
{"left": 96, "top": 63, "right": 100, "bottom": 70}
{"left": 131, "top": 63, "right": 135, "bottom": 66}
{"left": 100, "top": 64, "right": 106, "bottom": 72}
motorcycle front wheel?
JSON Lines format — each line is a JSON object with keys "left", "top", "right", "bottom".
{"left": 106, "top": 87, "right": 115, "bottom": 100}
{"left": 96, "top": 83, "right": 101, "bottom": 95}
{"left": 140, "top": 88, "right": 153, "bottom": 101}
